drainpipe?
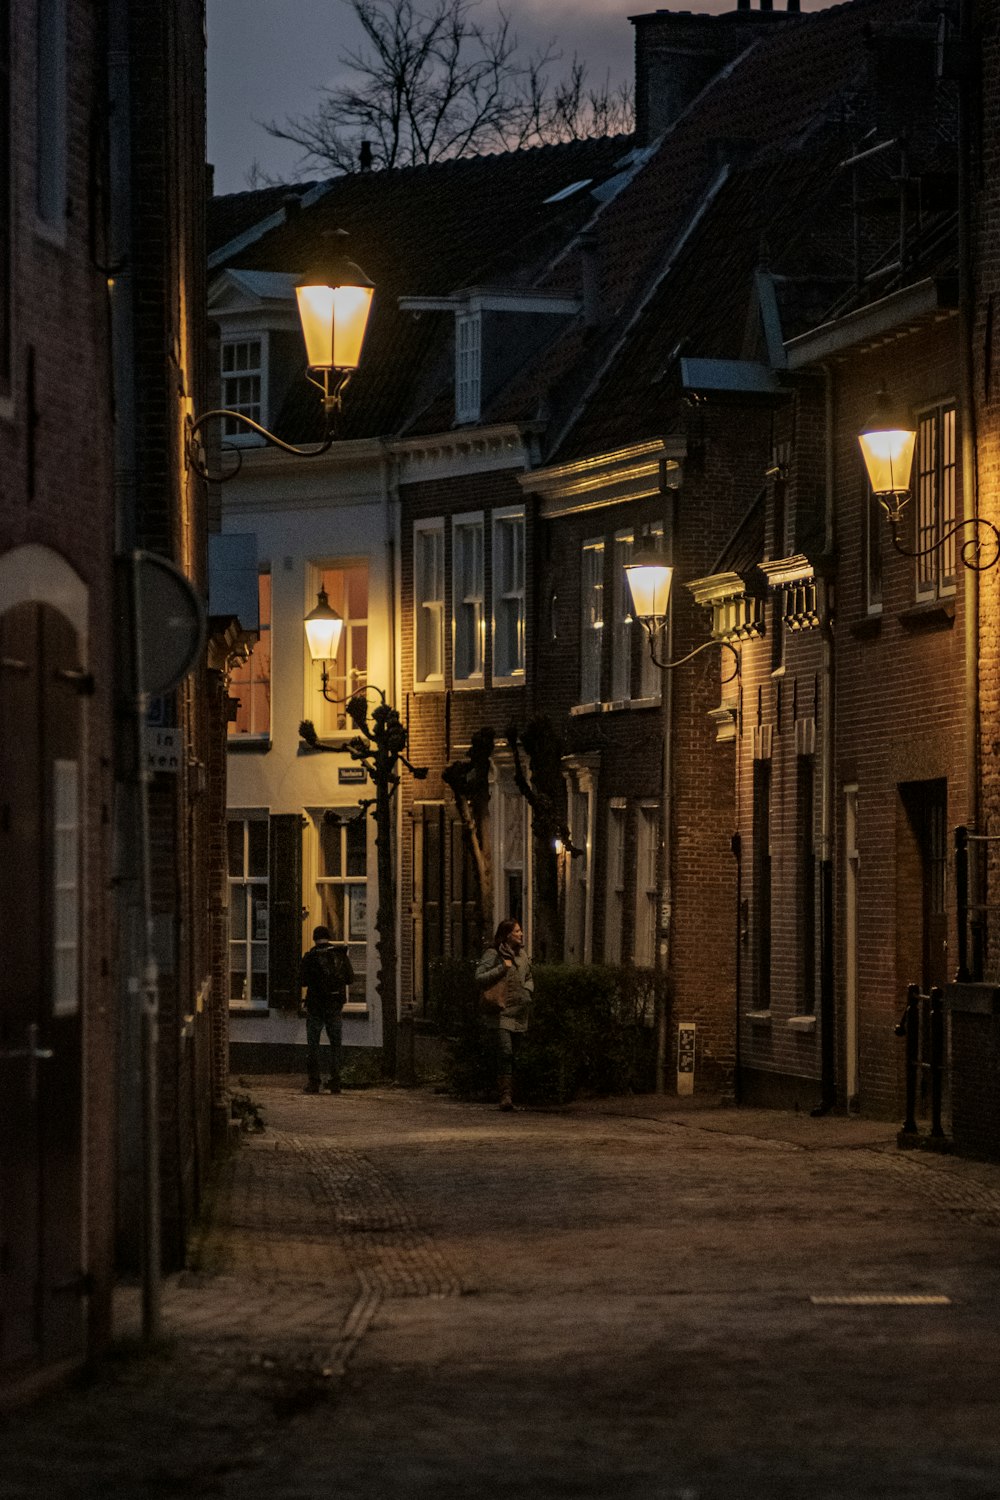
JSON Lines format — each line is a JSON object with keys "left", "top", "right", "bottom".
{"left": 813, "top": 364, "right": 837, "bottom": 1114}
{"left": 655, "top": 463, "right": 677, "bottom": 1092}
{"left": 108, "top": 0, "right": 161, "bottom": 1340}
{"left": 958, "top": 0, "right": 980, "bottom": 966}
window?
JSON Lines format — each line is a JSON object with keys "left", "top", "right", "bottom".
{"left": 453, "top": 513, "right": 484, "bottom": 684}
{"left": 415, "top": 522, "right": 445, "bottom": 686}
{"left": 455, "top": 311, "right": 481, "bottom": 423}
{"left": 313, "top": 563, "right": 368, "bottom": 734}
{"left": 634, "top": 804, "right": 658, "bottom": 967}
{"left": 752, "top": 760, "right": 772, "bottom": 1009}
{"left": 565, "top": 786, "right": 591, "bottom": 964}
{"left": 228, "top": 572, "right": 271, "bottom": 739}
{"left": 0, "top": 0, "right": 11, "bottom": 392}
{"left": 493, "top": 507, "right": 525, "bottom": 682}
{"left": 52, "top": 759, "right": 79, "bottom": 1016}
{"left": 611, "top": 533, "right": 633, "bottom": 701}
{"left": 915, "top": 404, "right": 957, "bottom": 599}
{"left": 798, "top": 758, "right": 815, "bottom": 1014}
{"left": 605, "top": 802, "right": 626, "bottom": 964}
{"left": 313, "top": 809, "right": 367, "bottom": 1002}
{"left": 221, "top": 338, "right": 264, "bottom": 438}
{"left": 495, "top": 777, "right": 526, "bottom": 927}
{"left": 580, "top": 539, "right": 604, "bottom": 704}
{"left": 227, "top": 815, "right": 269, "bottom": 1008}
{"left": 36, "top": 0, "right": 67, "bottom": 233}
{"left": 636, "top": 522, "right": 664, "bottom": 700}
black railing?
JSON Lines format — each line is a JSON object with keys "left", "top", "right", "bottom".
{"left": 894, "top": 983, "right": 945, "bottom": 1139}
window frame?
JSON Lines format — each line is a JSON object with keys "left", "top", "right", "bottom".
{"left": 220, "top": 334, "right": 269, "bottom": 444}
{"left": 227, "top": 569, "right": 272, "bottom": 741}
{"left": 914, "top": 401, "right": 957, "bottom": 602}
{"left": 491, "top": 505, "right": 526, "bottom": 687}
{"left": 579, "top": 537, "right": 604, "bottom": 706}
{"left": 35, "top": 0, "right": 67, "bottom": 242}
{"left": 604, "top": 800, "right": 626, "bottom": 964}
{"left": 452, "top": 510, "right": 485, "bottom": 688}
{"left": 308, "top": 560, "right": 369, "bottom": 736}
{"left": 634, "top": 802, "right": 659, "bottom": 969}
{"left": 414, "top": 519, "right": 446, "bottom": 690}
{"left": 227, "top": 811, "right": 270, "bottom": 1012}
{"left": 455, "top": 310, "right": 482, "bottom": 423}
{"left": 307, "top": 806, "right": 369, "bottom": 1008}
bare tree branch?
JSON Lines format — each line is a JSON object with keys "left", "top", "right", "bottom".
{"left": 261, "top": 0, "right": 633, "bottom": 181}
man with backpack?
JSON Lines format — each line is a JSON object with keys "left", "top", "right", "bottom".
{"left": 299, "top": 925, "right": 354, "bottom": 1094}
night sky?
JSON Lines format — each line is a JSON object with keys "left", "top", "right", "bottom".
{"left": 207, "top": 0, "right": 838, "bottom": 194}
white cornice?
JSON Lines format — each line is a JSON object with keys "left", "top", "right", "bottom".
{"left": 784, "top": 278, "right": 957, "bottom": 369}
{"left": 522, "top": 439, "right": 685, "bottom": 518}
{"left": 391, "top": 425, "right": 535, "bottom": 484}
{"left": 759, "top": 553, "right": 815, "bottom": 588}
{"left": 686, "top": 571, "right": 748, "bottom": 608}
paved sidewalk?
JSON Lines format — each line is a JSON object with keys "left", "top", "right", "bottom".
{"left": 4, "top": 1081, "right": 1000, "bottom": 1498}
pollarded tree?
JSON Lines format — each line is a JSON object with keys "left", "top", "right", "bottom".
{"left": 265, "top": 0, "right": 633, "bottom": 178}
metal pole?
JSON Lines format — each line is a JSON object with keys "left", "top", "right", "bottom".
{"left": 955, "top": 825, "right": 970, "bottom": 982}
{"left": 929, "top": 986, "right": 945, "bottom": 1139}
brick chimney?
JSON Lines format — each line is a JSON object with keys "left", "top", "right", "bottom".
{"left": 631, "top": 2, "right": 807, "bottom": 146}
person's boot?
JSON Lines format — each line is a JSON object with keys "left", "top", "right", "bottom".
{"left": 498, "top": 1075, "right": 514, "bottom": 1111}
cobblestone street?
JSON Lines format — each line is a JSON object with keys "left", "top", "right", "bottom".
{"left": 5, "top": 1081, "right": 1000, "bottom": 1498}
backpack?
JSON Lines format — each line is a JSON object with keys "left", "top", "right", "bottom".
{"left": 311, "top": 944, "right": 351, "bottom": 1005}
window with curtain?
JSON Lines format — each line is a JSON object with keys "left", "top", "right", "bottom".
{"left": 313, "top": 809, "right": 367, "bottom": 1002}
{"left": 611, "top": 533, "right": 633, "bottom": 702}
{"left": 455, "top": 311, "right": 482, "bottom": 423}
{"left": 221, "top": 338, "right": 265, "bottom": 438}
{"left": 605, "top": 802, "right": 626, "bottom": 964}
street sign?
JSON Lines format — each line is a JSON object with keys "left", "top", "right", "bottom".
{"left": 133, "top": 550, "right": 206, "bottom": 697}
{"left": 677, "top": 1021, "right": 696, "bottom": 1097}
{"left": 144, "top": 726, "right": 183, "bottom": 774}
{"left": 339, "top": 765, "right": 366, "bottom": 784}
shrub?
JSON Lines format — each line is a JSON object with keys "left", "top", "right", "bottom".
{"left": 443, "top": 961, "right": 663, "bottom": 1105}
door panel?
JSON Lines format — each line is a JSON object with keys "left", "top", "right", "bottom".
{"left": 0, "top": 602, "right": 85, "bottom": 1374}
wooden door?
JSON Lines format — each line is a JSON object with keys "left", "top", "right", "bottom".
{"left": 0, "top": 602, "right": 85, "bottom": 1375}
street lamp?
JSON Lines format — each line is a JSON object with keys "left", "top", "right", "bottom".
{"left": 188, "top": 233, "right": 374, "bottom": 480}
{"left": 858, "top": 389, "right": 1000, "bottom": 570}
{"left": 624, "top": 548, "right": 740, "bottom": 681}
{"left": 301, "top": 595, "right": 426, "bottom": 1083}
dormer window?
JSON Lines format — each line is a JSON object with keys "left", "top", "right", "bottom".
{"left": 455, "top": 312, "right": 481, "bottom": 424}
{"left": 221, "top": 337, "right": 265, "bottom": 440}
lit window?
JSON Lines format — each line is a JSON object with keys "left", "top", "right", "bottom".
{"left": 415, "top": 522, "right": 445, "bottom": 686}
{"left": 915, "top": 403, "right": 957, "bottom": 600}
{"left": 228, "top": 572, "right": 271, "bottom": 739}
{"left": 634, "top": 804, "right": 658, "bottom": 968}
{"left": 580, "top": 539, "right": 604, "bottom": 704}
{"left": 221, "top": 338, "right": 264, "bottom": 439}
{"left": 313, "top": 562, "right": 368, "bottom": 733}
{"left": 227, "top": 815, "right": 269, "bottom": 1009}
{"left": 493, "top": 508, "right": 525, "bottom": 682}
{"left": 453, "top": 513, "right": 484, "bottom": 684}
{"left": 313, "top": 809, "right": 367, "bottom": 1002}
{"left": 611, "top": 533, "right": 633, "bottom": 702}
{"left": 455, "top": 311, "right": 481, "bottom": 423}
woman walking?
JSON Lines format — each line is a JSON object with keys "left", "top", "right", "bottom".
{"left": 475, "top": 918, "right": 533, "bottom": 1111}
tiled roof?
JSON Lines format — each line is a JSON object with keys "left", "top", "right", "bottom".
{"left": 542, "top": 0, "right": 957, "bottom": 462}
{"left": 210, "top": 136, "right": 633, "bottom": 440}
{"left": 208, "top": 182, "right": 322, "bottom": 255}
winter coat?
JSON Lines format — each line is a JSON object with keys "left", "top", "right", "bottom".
{"left": 475, "top": 944, "right": 533, "bottom": 1033}
{"left": 300, "top": 941, "right": 354, "bottom": 1013}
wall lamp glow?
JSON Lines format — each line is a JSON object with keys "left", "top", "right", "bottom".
{"left": 858, "top": 388, "right": 1000, "bottom": 571}
{"left": 624, "top": 549, "right": 740, "bottom": 681}
{"left": 188, "top": 233, "right": 374, "bottom": 482}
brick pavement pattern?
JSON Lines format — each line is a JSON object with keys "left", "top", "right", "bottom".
{"left": 4, "top": 1083, "right": 1000, "bottom": 1498}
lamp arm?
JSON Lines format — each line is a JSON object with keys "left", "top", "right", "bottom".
{"left": 644, "top": 626, "right": 741, "bottom": 683}
{"left": 317, "top": 671, "right": 387, "bottom": 707}
{"left": 187, "top": 408, "right": 337, "bottom": 483}
{"left": 887, "top": 514, "right": 1000, "bottom": 573}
